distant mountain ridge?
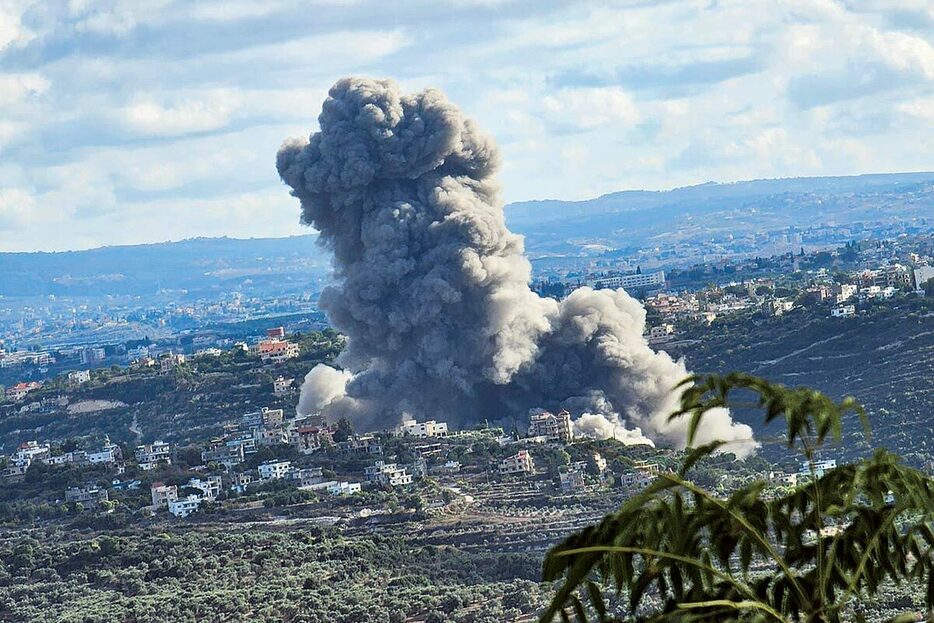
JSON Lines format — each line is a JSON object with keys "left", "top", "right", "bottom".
{"left": 0, "top": 235, "right": 328, "bottom": 298}
{"left": 2, "top": 172, "right": 932, "bottom": 297}
{"left": 505, "top": 171, "right": 934, "bottom": 254}
{"left": 506, "top": 171, "right": 934, "bottom": 225}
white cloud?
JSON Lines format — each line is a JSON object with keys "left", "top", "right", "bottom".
{"left": 0, "top": 187, "right": 37, "bottom": 229}
{"left": 116, "top": 89, "right": 240, "bottom": 137}
{"left": 0, "top": 72, "right": 50, "bottom": 105}
{"left": 1, "top": 0, "right": 933, "bottom": 248}
{"left": 542, "top": 86, "right": 640, "bottom": 130}
{"left": 0, "top": 0, "right": 36, "bottom": 51}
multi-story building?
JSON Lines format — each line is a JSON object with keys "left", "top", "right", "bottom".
{"left": 151, "top": 483, "right": 179, "bottom": 508}
{"left": 800, "top": 458, "right": 837, "bottom": 478}
{"left": 258, "top": 460, "right": 292, "bottom": 481}
{"left": 65, "top": 486, "right": 110, "bottom": 508}
{"left": 255, "top": 339, "right": 300, "bottom": 363}
{"left": 289, "top": 425, "right": 334, "bottom": 454}
{"left": 185, "top": 476, "right": 222, "bottom": 501}
{"left": 87, "top": 446, "right": 117, "bottom": 464}
{"left": 646, "top": 323, "right": 676, "bottom": 343}
{"left": 590, "top": 270, "right": 666, "bottom": 291}
{"left": 136, "top": 441, "right": 171, "bottom": 470}
{"left": 287, "top": 467, "right": 325, "bottom": 488}
{"left": 230, "top": 471, "right": 254, "bottom": 493}
{"left": 831, "top": 305, "right": 856, "bottom": 318}
{"left": 856, "top": 265, "right": 913, "bottom": 290}
{"left": 500, "top": 450, "right": 535, "bottom": 475}
{"left": 159, "top": 353, "right": 186, "bottom": 373}
{"left": 168, "top": 495, "right": 201, "bottom": 518}
{"left": 336, "top": 434, "right": 383, "bottom": 455}
{"left": 592, "top": 451, "right": 607, "bottom": 475}
{"left": 559, "top": 464, "right": 586, "bottom": 493}
{"left": 14, "top": 441, "right": 51, "bottom": 463}
{"left": 262, "top": 407, "right": 284, "bottom": 427}
{"left": 398, "top": 419, "right": 448, "bottom": 438}
{"left": 67, "top": 369, "right": 91, "bottom": 385}
{"left": 254, "top": 427, "right": 289, "bottom": 447}
{"left": 273, "top": 376, "right": 294, "bottom": 396}
{"left": 528, "top": 410, "right": 573, "bottom": 443}
{"left": 834, "top": 283, "right": 858, "bottom": 303}
{"left": 5, "top": 381, "right": 42, "bottom": 401}
{"left": 364, "top": 461, "right": 413, "bottom": 487}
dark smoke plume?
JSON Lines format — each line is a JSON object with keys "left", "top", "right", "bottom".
{"left": 278, "top": 77, "right": 756, "bottom": 456}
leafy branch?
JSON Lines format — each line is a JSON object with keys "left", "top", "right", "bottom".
{"left": 541, "top": 373, "right": 934, "bottom": 622}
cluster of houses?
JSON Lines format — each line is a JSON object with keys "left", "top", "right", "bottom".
{"left": 3, "top": 439, "right": 125, "bottom": 479}
{"left": 9, "top": 400, "right": 838, "bottom": 521}
{"left": 769, "top": 458, "right": 838, "bottom": 488}
{"left": 639, "top": 261, "right": 932, "bottom": 329}
{"left": 200, "top": 406, "right": 336, "bottom": 469}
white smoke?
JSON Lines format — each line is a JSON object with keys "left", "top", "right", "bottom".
{"left": 278, "top": 77, "right": 758, "bottom": 457}
{"left": 296, "top": 364, "right": 353, "bottom": 416}
{"left": 572, "top": 412, "right": 655, "bottom": 448}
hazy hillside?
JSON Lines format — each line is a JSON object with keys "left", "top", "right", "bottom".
{"left": 0, "top": 235, "right": 330, "bottom": 298}
{"left": 2, "top": 172, "right": 932, "bottom": 298}
{"left": 665, "top": 298, "right": 934, "bottom": 463}
{"left": 506, "top": 172, "right": 934, "bottom": 253}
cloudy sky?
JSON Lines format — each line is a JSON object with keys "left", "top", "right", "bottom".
{"left": 1, "top": 0, "right": 933, "bottom": 251}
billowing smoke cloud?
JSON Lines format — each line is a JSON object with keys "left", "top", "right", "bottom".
{"left": 278, "top": 77, "right": 757, "bottom": 457}
{"left": 297, "top": 365, "right": 353, "bottom": 416}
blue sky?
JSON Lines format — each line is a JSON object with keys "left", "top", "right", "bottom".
{"left": 1, "top": 0, "right": 933, "bottom": 251}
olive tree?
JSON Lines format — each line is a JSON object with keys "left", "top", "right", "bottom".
{"left": 542, "top": 373, "right": 934, "bottom": 623}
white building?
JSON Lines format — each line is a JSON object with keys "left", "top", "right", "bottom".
{"left": 836, "top": 284, "right": 858, "bottom": 303}
{"left": 136, "top": 441, "right": 171, "bottom": 470}
{"left": 258, "top": 460, "right": 292, "bottom": 481}
{"left": 168, "top": 495, "right": 201, "bottom": 518}
{"left": 273, "top": 376, "right": 294, "bottom": 396}
{"left": 831, "top": 305, "right": 856, "bottom": 318}
{"left": 364, "top": 461, "right": 413, "bottom": 487}
{"left": 87, "top": 447, "right": 117, "bottom": 464}
{"left": 590, "top": 270, "right": 666, "bottom": 291}
{"left": 398, "top": 419, "right": 449, "bottom": 438}
{"left": 230, "top": 471, "right": 253, "bottom": 494}
{"left": 14, "top": 441, "right": 51, "bottom": 463}
{"left": 68, "top": 369, "right": 91, "bottom": 385}
{"left": 800, "top": 459, "right": 837, "bottom": 477}
{"left": 326, "top": 481, "right": 362, "bottom": 495}
{"left": 500, "top": 450, "right": 535, "bottom": 475}
{"left": 186, "top": 476, "right": 222, "bottom": 501}
{"left": 528, "top": 410, "right": 573, "bottom": 443}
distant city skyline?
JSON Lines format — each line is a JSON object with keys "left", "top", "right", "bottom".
{"left": 2, "top": 0, "right": 934, "bottom": 251}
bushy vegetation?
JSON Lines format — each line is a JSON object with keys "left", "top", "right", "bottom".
{"left": 542, "top": 373, "right": 934, "bottom": 622}
{"left": 0, "top": 527, "right": 545, "bottom": 623}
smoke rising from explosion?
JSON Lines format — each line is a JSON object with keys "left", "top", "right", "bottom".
{"left": 278, "top": 77, "right": 757, "bottom": 457}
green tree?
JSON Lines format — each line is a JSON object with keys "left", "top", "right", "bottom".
{"left": 541, "top": 373, "right": 934, "bottom": 623}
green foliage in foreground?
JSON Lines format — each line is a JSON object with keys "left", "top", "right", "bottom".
{"left": 542, "top": 373, "right": 934, "bottom": 623}
{"left": 0, "top": 528, "right": 544, "bottom": 623}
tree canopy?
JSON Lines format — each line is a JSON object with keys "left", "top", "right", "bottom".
{"left": 542, "top": 372, "right": 934, "bottom": 623}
